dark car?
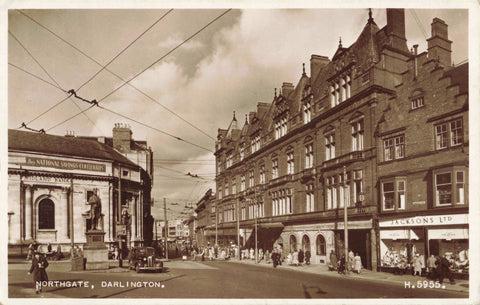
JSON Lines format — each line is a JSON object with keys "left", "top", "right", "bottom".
{"left": 128, "top": 247, "right": 163, "bottom": 273}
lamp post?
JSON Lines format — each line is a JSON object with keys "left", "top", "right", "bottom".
{"left": 343, "top": 165, "right": 349, "bottom": 274}
{"left": 254, "top": 189, "right": 258, "bottom": 264}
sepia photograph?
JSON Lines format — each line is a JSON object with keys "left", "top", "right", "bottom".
{"left": 3, "top": 1, "right": 479, "bottom": 304}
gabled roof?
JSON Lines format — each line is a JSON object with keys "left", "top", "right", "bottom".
{"left": 443, "top": 62, "right": 468, "bottom": 95}
{"left": 9, "top": 129, "right": 139, "bottom": 168}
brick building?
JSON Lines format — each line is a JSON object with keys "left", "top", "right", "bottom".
{"left": 194, "top": 189, "right": 216, "bottom": 247}
{"left": 214, "top": 9, "right": 468, "bottom": 272}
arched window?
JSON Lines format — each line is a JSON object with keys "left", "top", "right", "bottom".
{"left": 316, "top": 234, "right": 326, "bottom": 255}
{"left": 302, "top": 235, "right": 311, "bottom": 253}
{"left": 38, "top": 198, "right": 55, "bottom": 229}
{"left": 290, "top": 235, "right": 297, "bottom": 252}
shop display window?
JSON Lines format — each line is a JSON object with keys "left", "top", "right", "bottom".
{"left": 380, "top": 229, "right": 425, "bottom": 268}
{"left": 428, "top": 239, "right": 468, "bottom": 274}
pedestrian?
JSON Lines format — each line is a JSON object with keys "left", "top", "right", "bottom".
{"left": 413, "top": 253, "right": 423, "bottom": 276}
{"left": 47, "top": 243, "right": 52, "bottom": 253}
{"left": 114, "top": 246, "right": 119, "bottom": 260}
{"left": 338, "top": 255, "right": 346, "bottom": 274}
{"left": 348, "top": 249, "right": 355, "bottom": 271}
{"left": 26, "top": 240, "right": 37, "bottom": 260}
{"left": 427, "top": 254, "right": 437, "bottom": 279}
{"left": 305, "top": 250, "right": 311, "bottom": 265}
{"left": 354, "top": 252, "right": 362, "bottom": 274}
{"left": 250, "top": 248, "right": 254, "bottom": 261}
{"left": 298, "top": 249, "right": 304, "bottom": 266}
{"left": 265, "top": 250, "right": 271, "bottom": 264}
{"left": 28, "top": 251, "right": 49, "bottom": 294}
{"left": 292, "top": 250, "right": 299, "bottom": 266}
{"left": 436, "top": 255, "right": 455, "bottom": 285}
{"left": 286, "top": 252, "right": 292, "bottom": 265}
{"left": 329, "top": 250, "right": 338, "bottom": 271}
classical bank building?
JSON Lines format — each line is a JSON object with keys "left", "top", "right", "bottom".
{"left": 8, "top": 128, "right": 152, "bottom": 255}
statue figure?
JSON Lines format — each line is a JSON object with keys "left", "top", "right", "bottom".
{"left": 121, "top": 208, "right": 130, "bottom": 225}
{"left": 87, "top": 189, "right": 101, "bottom": 230}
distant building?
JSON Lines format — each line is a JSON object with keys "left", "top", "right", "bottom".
{"left": 156, "top": 219, "right": 190, "bottom": 241}
{"left": 8, "top": 128, "right": 152, "bottom": 255}
{"left": 214, "top": 9, "right": 468, "bottom": 273}
{"left": 79, "top": 123, "right": 154, "bottom": 246}
{"left": 194, "top": 189, "right": 216, "bottom": 247}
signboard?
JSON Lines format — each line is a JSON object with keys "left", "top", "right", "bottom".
{"left": 428, "top": 228, "right": 469, "bottom": 240}
{"left": 18, "top": 157, "right": 106, "bottom": 172}
{"left": 379, "top": 214, "right": 468, "bottom": 227}
{"left": 380, "top": 229, "right": 422, "bottom": 240}
{"left": 116, "top": 224, "right": 126, "bottom": 236}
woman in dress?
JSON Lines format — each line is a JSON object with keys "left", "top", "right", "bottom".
{"left": 354, "top": 252, "right": 362, "bottom": 274}
{"left": 28, "top": 252, "right": 49, "bottom": 294}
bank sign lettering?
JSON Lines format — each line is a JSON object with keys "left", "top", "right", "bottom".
{"left": 379, "top": 214, "right": 468, "bottom": 227}
{"left": 25, "top": 157, "right": 106, "bottom": 172}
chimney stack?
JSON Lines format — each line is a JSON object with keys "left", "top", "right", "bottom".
{"left": 386, "top": 9, "right": 409, "bottom": 53}
{"left": 113, "top": 123, "right": 132, "bottom": 152}
{"left": 427, "top": 18, "right": 452, "bottom": 67}
{"left": 310, "top": 55, "right": 329, "bottom": 81}
{"left": 281, "top": 82, "right": 294, "bottom": 97}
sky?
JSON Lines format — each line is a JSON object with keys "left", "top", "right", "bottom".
{"left": 7, "top": 6, "right": 471, "bottom": 221}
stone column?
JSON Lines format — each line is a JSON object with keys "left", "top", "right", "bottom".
{"left": 62, "top": 189, "right": 69, "bottom": 241}
{"left": 25, "top": 185, "right": 32, "bottom": 240}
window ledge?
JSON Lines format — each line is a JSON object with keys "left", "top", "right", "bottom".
{"left": 37, "top": 229, "right": 57, "bottom": 232}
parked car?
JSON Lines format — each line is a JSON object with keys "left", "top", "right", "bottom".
{"left": 128, "top": 247, "right": 163, "bottom": 273}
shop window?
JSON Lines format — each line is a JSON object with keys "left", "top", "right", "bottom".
{"left": 302, "top": 235, "right": 311, "bottom": 253}
{"left": 316, "top": 234, "right": 326, "bottom": 255}
{"left": 435, "top": 118, "right": 463, "bottom": 150}
{"left": 381, "top": 178, "right": 406, "bottom": 211}
{"left": 38, "top": 198, "right": 55, "bottom": 229}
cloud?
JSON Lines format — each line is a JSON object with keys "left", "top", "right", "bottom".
{"left": 157, "top": 34, "right": 204, "bottom": 51}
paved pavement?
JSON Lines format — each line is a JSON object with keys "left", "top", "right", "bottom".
{"left": 223, "top": 257, "right": 470, "bottom": 294}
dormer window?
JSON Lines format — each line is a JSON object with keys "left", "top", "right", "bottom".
{"left": 226, "top": 153, "right": 233, "bottom": 168}
{"left": 275, "top": 116, "right": 288, "bottom": 139}
{"left": 410, "top": 89, "right": 425, "bottom": 110}
{"left": 303, "top": 100, "right": 312, "bottom": 124}
{"left": 240, "top": 144, "right": 245, "bottom": 161}
{"left": 330, "top": 73, "right": 352, "bottom": 107}
{"left": 251, "top": 134, "right": 260, "bottom": 153}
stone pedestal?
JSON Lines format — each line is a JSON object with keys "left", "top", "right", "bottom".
{"left": 83, "top": 230, "right": 109, "bottom": 270}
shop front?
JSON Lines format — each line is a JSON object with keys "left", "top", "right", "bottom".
{"left": 379, "top": 213, "right": 468, "bottom": 276}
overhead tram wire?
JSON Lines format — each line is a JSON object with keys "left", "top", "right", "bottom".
{"left": 9, "top": 64, "right": 214, "bottom": 152}
{"left": 9, "top": 30, "right": 103, "bottom": 134}
{"left": 410, "top": 9, "right": 428, "bottom": 39}
{"left": 17, "top": 9, "right": 217, "bottom": 141}
{"left": 9, "top": 63, "right": 66, "bottom": 93}
{"left": 13, "top": 10, "right": 171, "bottom": 129}
{"left": 75, "top": 9, "right": 174, "bottom": 92}
{"left": 96, "top": 105, "right": 214, "bottom": 153}
{"left": 97, "top": 9, "right": 232, "bottom": 108}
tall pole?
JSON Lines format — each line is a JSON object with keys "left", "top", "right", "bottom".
{"left": 343, "top": 166, "right": 349, "bottom": 274}
{"left": 254, "top": 190, "right": 258, "bottom": 264}
{"left": 236, "top": 197, "right": 240, "bottom": 260}
{"left": 215, "top": 202, "right": 218, "bottom": 246}
{"left": 164, "top": 198, "right": 168, "bottom": 260}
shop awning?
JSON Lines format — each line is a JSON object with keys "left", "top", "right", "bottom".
{"left": 258, "top": 222, "right": 284, "bottom": 229}
{"left": 380, "top": 229, "right": 423, "bottom": 240}
{"left": 429, "top": 228, "right": 468, "bottom": 240}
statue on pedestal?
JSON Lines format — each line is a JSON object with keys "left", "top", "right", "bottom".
{"left": 87, "top": 189, "right": 101, "bottom": 231}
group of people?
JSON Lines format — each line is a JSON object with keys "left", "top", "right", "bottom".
{"left": 329, "top": 249, "right": 362, "bottom": 274}
{"left": 284, "top": 249, "right": 311, "bottom": 266}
